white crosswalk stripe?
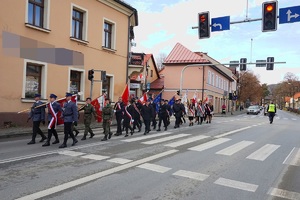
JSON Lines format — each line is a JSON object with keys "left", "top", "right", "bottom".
{"left": 107, "top": 158, "right": 132, "bottom": 164}
{"left": 81, "top": 154, "right": 110, "bottom": 161}
{"left": 122, "top": 132, "right": 173, "bottom": 142}
{"left": 268, "top": 187, "right": 300, "bottom": 200}
{"left": 246, "top": 144, "right": 280, "bottom": 161}
{"left": 283, "top": 147, "right": 300, "bottom": 166}
{"left": 216, "top": 141, "right": 254, "bottom": 156}
{"left": 164, "top": 135, "right": 209, "bottom": 148}
{"left": 58, "top": 150, "right": 86, "bottom": 157}
{"left": 137, "top": 163, "right": 171, "bottom": 173}
{"left": 214, "top": 177, "right": 258, "bottom": 192}
{"left": 142, "top": 133, "right": 190, "bottom": 145}
{"left": 173, "top": 170, "right": 209, "bottom": 181}
{"left": 188, "top": 138, "right": 231, "bottom": 152}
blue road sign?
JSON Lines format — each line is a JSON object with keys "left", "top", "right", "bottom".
{"left": 279, "top": 6, "right": 300, "bottom": 24}
{"left": 211, "top": 16, "right": 230, "bottom": 32}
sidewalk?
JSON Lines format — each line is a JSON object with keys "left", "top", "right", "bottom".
{"left": 0, "top": 110, "right": 247, "bottom": 139}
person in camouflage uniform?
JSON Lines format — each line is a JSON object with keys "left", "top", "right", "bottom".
{"left": 101, "top": 98, "right": 113, "bottom": 141}
{"left": 79, "top": 97, "right": 97, "bottom": 140}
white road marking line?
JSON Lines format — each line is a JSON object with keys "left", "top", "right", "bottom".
{"left": 58, "top": 150, "right": 86, "bottom": 157}
{"left": 107, "top": 158, "right": 132, "bottom": 164}
{"left": 188, "top": 138, "right": 231, "bottom": 152}
{"left": 291, "top": 118, "right": 297, "bottom": 121}
{"left": 15, "top": 149, "right": 178, "bottom": 200}
{"left": 283, "top": 147, "right": 300, "bottom": 166}
{"left": 268, "top": 187, "right": 300, "bottom": 200}
{"left": 164, "top": 135, "right": 209, "bottom": 148}
{"left": 142, "top": 134, "right": 190, "bottom": 145}
{"left": 214, "top": 126, "right": 252, "bottom": 138}
{"left": 246, "top": 144, "right": 280, "bottom": 161}
{"left": 216, "top": 141, "right": 255, "bottom": 156}
{"left": 173, "top": 170, "right": 209, "bottom": 181}
{"left": 214, "top": 177, "right": 258, "bottom": 192}
{"left": 137, "top": 163, "right": 171, "bottom": 173}
{"left": 121, "top": 132, "right": 173, "bottom": 142}
{"left": 284, "top": 117, "right": 288, "bottom": 120}
{"left": 81, "top": 154, "right": 110, "bottom": 161}
{"left": 0, "top": 142, "right": 107, "bottom": 164}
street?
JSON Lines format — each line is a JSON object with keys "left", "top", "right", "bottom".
{"left": 1, "top": 110, "right": 300, "bottom": 200}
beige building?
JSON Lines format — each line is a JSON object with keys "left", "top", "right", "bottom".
{"left": 0, "top": 0, "right": 138, "bottom": 126}
{"left": 163, "top": 43, "right": 237, "bottom": 113}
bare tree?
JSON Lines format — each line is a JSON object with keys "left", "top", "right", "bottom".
{"left": 155, "top": 53, "right": 167, "bottom": 71}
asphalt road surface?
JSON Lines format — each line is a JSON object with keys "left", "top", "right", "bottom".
{"left": 0, "top": 110, "right": 300, "bottom": 200}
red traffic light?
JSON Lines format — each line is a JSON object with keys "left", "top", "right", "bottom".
{"left": 200, "top": 15, "right": 206, "bottom": 22}
{"left": 266, "top": 4, "right": 274, "bottom": 12}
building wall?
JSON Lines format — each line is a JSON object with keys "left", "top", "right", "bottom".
{"left": 0, "top": 0, "right": 135, "bottom": 126}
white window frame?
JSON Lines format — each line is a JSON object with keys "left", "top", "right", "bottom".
{"left": 102, "top": 18, "right": 116, "bottom": 50}
{"left": 22, "top": 59, "right": 48, "bottom": 99}
{"left": 70, "top": 3, "right": 89, "bottom": 42}
{"left": 101, "top": 73, "right": 114, "bottom": 100}
{"left": 25, "top": 0, "right": 51, "bottom": 32}
{"left": 68, "top": 68, "right": 85, "bottom": 100}
{"left": 216, "top": 75, "right": 218, "bottom": 88}
{"left": 212, "top": 73, "right": 214, "bottom": 86}
{"left": 207, "top": 71, "right": 211, "bottom": 84}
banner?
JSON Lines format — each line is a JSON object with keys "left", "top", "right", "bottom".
{"left": 153, "top": 92, "right": 162, "bottom": 113}
{"left": 57, "top": 95, "right": 77, "bottom": 125}
{"left": 139, "top": 92, "right": 148, "bottom": 105}
{"left": 91, "top": 94, "right": 106, "bottom": 123}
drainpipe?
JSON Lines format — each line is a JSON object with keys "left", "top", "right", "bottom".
{"left": 202, "top": 66, "right": 205, "bottom": 101}
{"left": 126, "top": 12, "right": 134, "bottom": 84}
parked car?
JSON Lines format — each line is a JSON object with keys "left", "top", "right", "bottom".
{"left": 247, "top": 105, "right": 260, "bottom": 115}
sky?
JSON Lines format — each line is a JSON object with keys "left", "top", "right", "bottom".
{"left": 125, "top": 0, "right": 300, "bottom": 84}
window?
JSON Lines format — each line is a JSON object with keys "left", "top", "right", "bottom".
{"left": 207, "top": 71, "right": 211, "bottom": 84}
{"left": 216, "top": 75, "right": 218, "bottom": 88}
{"left": 25, "top": 63, "right": 42, "bottom": 98}
{"left": 102, "top": 76, "right": 111, "bottom": 99}
{"left": 72, "top": 9, "right": 83, "bottom": 40}
{"left": 28, "top": 0, "right": 44, "bottom": 27}
{"left": 212, "top": 73, "right": 214, "bottom": 86}
{"left": 70, "top": 70, "right": 81, "bottom": 100}
{"left": 104, "top": 22, "right": 112, "bottom": 49}
{"left": 150, "top": 70, "right": 153, "bottom": 77}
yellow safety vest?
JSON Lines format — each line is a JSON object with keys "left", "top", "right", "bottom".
{"left": 268, "top": 104, "right": 275, "bottom": 112}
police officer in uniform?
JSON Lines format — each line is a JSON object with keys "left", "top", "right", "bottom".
{"left": 114, "top": 97, "right": 124, "bottom": 136}
{"left": 267, "top": 101, "right": 276, "bottom": 124}
{"left": 132, "top": 97, "right": 142, "bottom": 132}
{"left": 42, "top": 94, "right": 61, "bottom": 146}
{"left": 149, "top": 98, "right": 157, "bottom": 130}
{"left": 59, "top": 93, "right": 78, "bottom": 148}
{"left": 173, "top": 99, "right": 185, "bottom": 128}
{"left": 79, "top": 97, "right": 97, "bottom": 140}
{"left": 165, "top": 99, "right": 171, "bottom": 126}
{"left": 101, "top": 98, "right": 113, "bottom": 141}
{"left": 141, "top": 99, "right": 153, "bottom": 135}
{"left": 27, "top": 94, "right": 47, "bottom": 144}
{"left": 157, "top": 99, "right": 168, "bottom": 131}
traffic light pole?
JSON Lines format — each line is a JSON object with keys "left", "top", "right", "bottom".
{"left": 90, "top": 79, "right": 94, "bottom": 99}
{"left": 179, "top": 61, "right": 286, "bottom": 97}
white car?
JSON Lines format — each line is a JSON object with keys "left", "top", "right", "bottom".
{"left": 247, "top": 105, "right": 260, "bottom": 115}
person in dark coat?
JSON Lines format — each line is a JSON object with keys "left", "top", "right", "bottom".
{"left": 205, "top": 102, "right": 214, "bottom": 123}
{"left": 157, "top": 99, "right": 168, "bottom": 131}
{"left": 114, "top": 97, "right": 124, "bottom": 136}
{"left": 123, "top": 100, "right": 134, "bottom": 137}
{"left": 173, "top": 99, "right": 185, "bottom": 128}
{"left": 42, "top": 94, "right": 62, "bottom": 146}
{"left": 165, "top": 100, "right": 171, "bottom": 126}
{"left": 149, "top": 98, "right": 157, "bottom": 130}
{"left": 141, "top": 99, "right": 153, "bottom": 135}
{"left": 132, "top": 97, "right": 142, "bottom": 132}
{"left": 59, "top": 93, "right": 78, "bottom": 148}
{"left": 27, "top": 94, "right": 47, "bottom": 144}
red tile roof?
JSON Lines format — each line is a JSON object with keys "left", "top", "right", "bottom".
{"left": 164, "top": 43, "right": 209, "bottom": 64}
{"left": 150, "top": 77, "right": 164, "bottom": 90}
{"left": 294, "top": 92, "right": 300, "bottom": 99}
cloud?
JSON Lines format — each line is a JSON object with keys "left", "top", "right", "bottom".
{"left": 140, "top": 30, "right": 175, "bottom": 49}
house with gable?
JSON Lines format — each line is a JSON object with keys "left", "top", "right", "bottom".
{"left": 163, "top": 43, "right": 237, "bottom": 113}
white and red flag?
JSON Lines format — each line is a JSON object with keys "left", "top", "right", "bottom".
{"left": 121, "top": 83, "right": 130, "bottom": 105}
{"left": 91, "top": 93, "right": 107, "bottom": 123}
{"left": 139, "top": 92, "right": 148, "bottom": 104}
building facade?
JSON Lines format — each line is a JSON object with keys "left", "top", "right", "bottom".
{"left": 163, "top": 43, "right": 237, "bottom": 113}
{"left": 0, "top": 0, "right": 138, "bottom": 126}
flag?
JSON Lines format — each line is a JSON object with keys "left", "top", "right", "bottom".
{"left": 91, "top": 94, "right": 106, "bottom": 123}
{"left": 139, "top": 92, "right": 148, "bottom": 104}
{"left": 121, "top": 83, "right": 130, "bottom": 105}
{"left": 168, "top": 96, "right": 175, "bottom": 106}
{"left": 192, "top": 91, "right": 197, "bottom": 104}
{"left": 56, "top": 95, "right": 77, "bottom": 126}
{"left": 153, "top": 92, "right": 162, "bottom": 113}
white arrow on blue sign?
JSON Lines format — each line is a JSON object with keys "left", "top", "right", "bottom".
{"left": 211, "top": 16, "right": 230, "bottom": 32}
{"left": 279, "top": 6, "right": 300, "bottom": 24}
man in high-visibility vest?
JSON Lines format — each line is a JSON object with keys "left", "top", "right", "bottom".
{"left": 267, "top": 101, "right": 276, "bottom": 124}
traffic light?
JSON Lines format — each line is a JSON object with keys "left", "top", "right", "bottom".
{"left": 240, "top": 58, "right": 247, "bottom": 71}
{"left": 262, "top": 1, "right": 278, "bottom": 32}
{"left": 266, "top": 57, "right": 274, "bottom": 70}
{"left": 198, "top": 12, "right": 210, "bottom": 39}
{"left": 177, "top": 90, "right": 180, "bottom": 95}
{"left": 101, "top": 70, "right": 106, "bottom": 81}
{"left": 88, "top": 69, "right": 94, "bottom": 81}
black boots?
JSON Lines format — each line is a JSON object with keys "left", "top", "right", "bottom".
{"left": 89, "top": 133, "right": 95, "bottom": 138}
{"left": 27, "top": 140, "right": 35, "bottom": 145}
{"left": 81, "top": 135, "right": 86, "bottom": 140}
{"left": 101, "top": 135, "right": 108, "bottom": 141}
